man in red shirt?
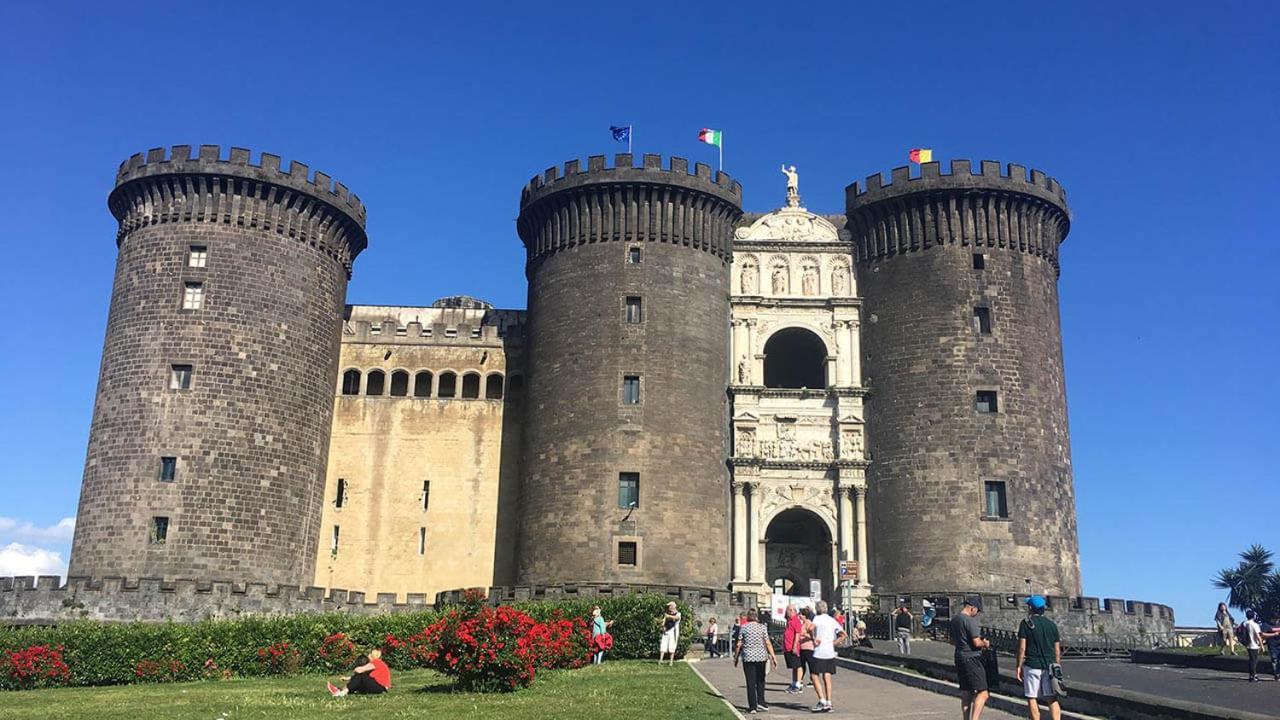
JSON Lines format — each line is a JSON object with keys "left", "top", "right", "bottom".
{"left": 328, "top": 648, "right": 391, "bottom": 696}
{"left": 783, "top": 604, "right": 807, "bottom": 693}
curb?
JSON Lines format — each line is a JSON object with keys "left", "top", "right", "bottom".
{"left": 687, "top": 661, "right": 747, "bottom": 720}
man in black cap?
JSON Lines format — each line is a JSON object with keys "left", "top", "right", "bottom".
{"left": 951, "top": 596, "right": 991, "bottom": 720}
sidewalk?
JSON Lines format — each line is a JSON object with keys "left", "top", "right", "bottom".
{"left": 692, "top": 656, "right": 1023, "bottom": 719}
{"left": 856, "top": 638, "right": 1278, "bottom": 719}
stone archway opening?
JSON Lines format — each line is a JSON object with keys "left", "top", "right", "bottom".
{"left": 765, "top": 507, "right": 833, "bottom": 602}
{"left": 763, "top": 328, "right": 827, "bottom": 389}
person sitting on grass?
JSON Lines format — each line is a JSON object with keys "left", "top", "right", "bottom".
{"left": 328, "top": 648, "right": 391, "bottom": 696}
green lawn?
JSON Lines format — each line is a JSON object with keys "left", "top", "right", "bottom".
{"left": 0, "top": 661, "right": 734, "bottom": 720}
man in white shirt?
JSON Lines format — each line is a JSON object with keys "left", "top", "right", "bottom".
{"left": 808, "top": 600, "right": 847, "bottom": 713}
{"left": 1243, "top": 609, "right": 1264, "bottom": 682}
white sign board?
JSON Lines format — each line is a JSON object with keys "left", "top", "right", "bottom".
{"left": 770, "top": 593, "right": 817, "bottom": 622}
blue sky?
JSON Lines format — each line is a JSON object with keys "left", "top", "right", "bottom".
{"left": 0, "top": 1, "right": 1275, "bottom": 625}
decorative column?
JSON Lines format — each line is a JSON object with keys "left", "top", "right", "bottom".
{"left": 839, "top": 487, "right": 855, "bottom": 562}
{"left": 746, "top": 482, "right": 759, "bottom": 582}
{"left": 732, "top": 320, "right": 745, "bottom": 383}
{"left": 832, "top": 320, "right": 847, "bottom": 389}
{"left": 745, "top": 319, "right": 758, "bottom": 384}
{"left": 855, "top": 487, "right": 870, "bottom": 585}
{"left": 732, "top": 482, "right": 747, "bottom": 582}
{"left": 847, "top": 320, "right": 861, "bottom": 387}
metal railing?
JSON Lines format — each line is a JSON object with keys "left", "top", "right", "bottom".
{"left": 984, "top": 626, "right": 1181, "bottom": 659}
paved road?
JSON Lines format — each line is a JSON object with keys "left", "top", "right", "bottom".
{"left": 693, "top": 656, "right": 1022, "bottom": 719}
{"left": 870, "top": 639, "right": 1280, "bottom": 717}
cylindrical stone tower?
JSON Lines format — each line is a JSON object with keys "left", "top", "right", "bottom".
{"left": 69, "top": 145, "right": 367, "bottom": 586}
{"left": 846, "top": 160, "right": 1081, "bottom": 596}
{"left": 515, "top": 153, "right": 742, "bottom": 587}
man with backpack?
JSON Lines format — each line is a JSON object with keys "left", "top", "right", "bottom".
{"left": 1015, "top": 596, "right": 1062, "bottom": 720}
{"left": 1239, "top": 609, "right": 1264, "bottom": 682}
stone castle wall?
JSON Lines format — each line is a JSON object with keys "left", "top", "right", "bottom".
{"left": 872, "top": 591, "right": 1176, "bottom": 637}
{"left": 514, "top": 154, "right": 742, "bottom": 587}
{"left": 69, "top": 145, "right": 367, "bottom": 587}
{"left": 848, "top": 160, "right": 1081, "bottom": 596}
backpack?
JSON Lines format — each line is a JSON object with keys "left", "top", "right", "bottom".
{"left": 1235, "top": 621, "right": 1250, "bottom": 645}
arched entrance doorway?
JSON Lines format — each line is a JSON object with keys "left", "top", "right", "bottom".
{"left": 763, "top": 328, "right": 827, "bottom": 389}
{"left": 765, "top": 507, "right": 833, "bottom": 601}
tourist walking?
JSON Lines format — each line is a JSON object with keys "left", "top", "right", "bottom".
{"left": 1242, "top": 609, "right": 1264, "bottom": 682}
{"left": 659, "top": 601, "right": 682, "bottom": 666}
{"left": 1015, "top": 596, "right": 1061, "bottom": 720}
{"left": 1262, "top": 613, "right": 1280, "bottom": 681}
{"left": 327, "top": 648, "right": 391, "bottom": 696}
{"left": 808, "top": 600, "right": 847, "bottom": 713}
{"left": 799, "top": 607, "right": 817, "bottom": 686}
{"left": 1216, "top": 602, "right": 1239, "bottom": 655}
{"left": 733, "top": 610, "right": 778, "bottom": 714}
{"left": 893, "top": 603, "right": 914, "bottom": 655}
{"left": 952, "top": 596, "right": 991, "bottom": 720}
{"left": 783, "top": 605, "right": 806, "bottom": 693}
{"left": 705, "top": 616, "right": 721, "bottom": 658}
{"left": 590, "top": 605, "right": 614, "bottom": 664}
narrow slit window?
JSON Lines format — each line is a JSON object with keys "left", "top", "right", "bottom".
{"left": 975, "top": 390, "right": 999, "bottom": 414}
{"left": 618, "top": 541, "right": 638, "bottom": 566}
{"left": 625, "top": 296, "right": 643, "bottom": 324}
{"left": 983, "top": 481, "right": 1009, "bottom": 519}
{"left": 150, "top": 516, "right": 169, "bottom": 544}
{"left": 169, "top": 364, "right": 193, "bottom": 390}
{"left": 335, "top": 478, "right": 346, "bottom": 508}
{"left": 182, "top": 282, "right": 204, "bottom": 310}
{"left": 618, "top": 472, "right": 640, "bottom": 508}
{"left": 418, "top": 527, "right": 426, "bottom": 556}
{"left": 422, "top": 481, "right": 430, "bottom": 511}
{"left": 973, "top": 307, "right": 992, "bottom": 334}
{"left": 623, "top": 375, "right": 641, "bottom": 405}
{"left": 188, "top": 245, "right": 208, "bottom": 268}
{"left": 158, "top": 457, "right": 177, "bottom": 483}
{"left": 331, "top": 525, "right": 340, "bottom": 553}
{"left": 972, "top": 253, "right": 986, "bottom": 270}
{"left": 628, "top": 246, "right": 642, "bottom": 264}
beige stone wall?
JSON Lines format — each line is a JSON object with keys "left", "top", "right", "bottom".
{"left": 312, "top": 303, "right": 523, "bottom": 600}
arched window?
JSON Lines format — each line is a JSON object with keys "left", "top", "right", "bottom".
{"left": 485, "top": 374, "right": 504, "bottom": 399}
{"left": 414, "top": 371, "right": 433, "bottom": 398}
{"left": 389, "top": 370, "right": 409, "bottom": 397}
{"left": 763, "top": 328, "right": 827, "bottom": 389}
{"left": 341, "top": 369, "right": 361, "bottom": 396}
{"left": 365, "top": 369, "right": 386, "bottom": 396}
{"left": 461, "top": 373, "right": 481, "bottom": 399}
{"left": 438, "top": 372, "right": 457, "bottom": 398}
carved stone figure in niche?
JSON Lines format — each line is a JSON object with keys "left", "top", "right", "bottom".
{"left": 840, "top": 428, "right": 863, "bottom": 459}
{"left": 741, "top": 260, "right": 759, "bottom": 294}
{"left": 801, "top": 263, "right": 819, "bottom": 296}
{"left": 738, "top": 429, "right": 755, "bottom": 457}
{"left": 819, "top": 440, "right": 833, "bottom": 460}
{"left": 831, "top": 264, "right": 849, "bottom": 296}
{"left": 737, "top": 360, "right": 749, "bottom": 384}
{"left": 771, "top": 265, "right": 788, "bottom": 295}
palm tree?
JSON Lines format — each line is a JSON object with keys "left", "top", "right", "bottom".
{"left": 1213, "top": 544, "right": 1275, "bottom": 611}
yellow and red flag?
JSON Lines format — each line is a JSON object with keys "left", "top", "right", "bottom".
{"left": 908, "top": 148, "right": 933, "bottom": 164}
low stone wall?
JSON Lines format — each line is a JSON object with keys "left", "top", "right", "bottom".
{"left": 871, "top": 591, "right": 1176, "bottom": 637}
{"left": 0, "top": 576, "right": 431, "bottom": 625}
{"left": 437, "top": 584, "right": 758, "bottom": 629}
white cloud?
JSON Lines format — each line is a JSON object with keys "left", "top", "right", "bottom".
{"left": 0, "top": 516, "right": 75, "bottom": 543}
{"left": 0, "top": 543, "right": 67, "bottom": 577}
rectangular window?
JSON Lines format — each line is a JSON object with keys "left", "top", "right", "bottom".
{"left": 973, "top": 307, "right": 992, "bottom": 334}
{"left": 150, "top": 516, "right": 169, "bottom": 544}
{"left": 418, "top": 527, "right": 426, "bottom": 556}
{"left": 618, "top": 472, "right": 640, "bottom": 508}
{"left": 625, "top": 296, "right": 643, "bottom": 324}
{"left": 169, "top": 364, "right": 193, "bottom": 390}
{"left": 188, "top": 245, "right": 207, "bottom": 268}
{"left": 182, "top": 282, "right": 204, "bottom": 310}
{"left": 422, "top": 481, "right": 430, "bottom": 511}
{"left": 628, "top": 247, "right": 642, "bottom": 264}
{"left": 618, "top": 541, "right": 638, "bottom": 566}
{"left": 983, "top": 481, "right": 1009, "bottom": 519}
{"left": 331, "top": 525, "right": 340, "bottom": 552}
{"left": 335, "top": 478, "right": 346, "bottom": 508}
{"left": 622, "top": 375, "right": 641, "bottom": 405}
{"left": 972, "top": 253, "right": 986, "bottom": 270}
{"left": 158, "top": 457, "right": 177, "bottom": 483}
{"left": 975, "top": 390, "right": 999, "bottom": 414}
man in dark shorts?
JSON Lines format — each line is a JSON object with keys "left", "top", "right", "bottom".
{"left": 951, "top": 596, "right": 991, "bottom": 720}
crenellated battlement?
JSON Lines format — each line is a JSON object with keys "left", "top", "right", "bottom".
{"left": 874, "top": 591, "right": 1175, "bottom": 636}
{"left": 520, "top": 153, "right": 742, "bottom": 209}
{"left": 0, "top": 575, "right": 432, "bottom": 624}
{"left": 847, "top": 159, "right": 1069, "bottom": 213}
{"left": 115, "top": 144, "right": 366, "bottom": 225}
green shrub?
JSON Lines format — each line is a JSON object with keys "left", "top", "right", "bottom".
{"left": 513, "top": 594, "right": 696, "bottom": 660}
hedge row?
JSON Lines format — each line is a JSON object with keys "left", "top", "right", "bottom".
{"left": 0, "top": 594, "right": 694, "bottom": 690}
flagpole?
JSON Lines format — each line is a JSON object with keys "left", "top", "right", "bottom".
{"left": 719, "top": 133, "right": 723, "bottom": 172}
{"left": 629, "top": 126, "right": 633, "bottom": 155}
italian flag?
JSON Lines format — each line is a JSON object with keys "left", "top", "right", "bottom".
{"left": 698, "top": 128, "right": 722, "bottom": 147}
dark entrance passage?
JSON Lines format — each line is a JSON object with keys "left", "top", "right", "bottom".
{"left": 763, "top": 328, "right": 827, "bottom": 389}
{"left": 765, "top": 507, "right": 833, "bottom": 601}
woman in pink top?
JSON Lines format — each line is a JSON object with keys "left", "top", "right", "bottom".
{"left": 798, "top": 606, "right": 817, "bottom": 688}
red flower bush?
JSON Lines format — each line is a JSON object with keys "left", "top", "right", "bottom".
{"left": 522, "top": 613, "right": 592, "bottom": 670}
{"left": 255, "top": 641, "right": 302, "bottom": 676}
{"left": 135, "top": 658, "right": 185, "bottom": 682}
{"left": 2, "top": 644, "right": 71, "bottom": 689}
{"left": 317, "top": 632, "right": 360, "bottom": 673}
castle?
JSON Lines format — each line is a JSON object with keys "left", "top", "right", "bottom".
{"left": 21, "top": 144, "right": 1128, "bottom": 624}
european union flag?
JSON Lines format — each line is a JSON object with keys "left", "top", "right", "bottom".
{"left": 610, "top": 125, "right": 631, "bottom": 143}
